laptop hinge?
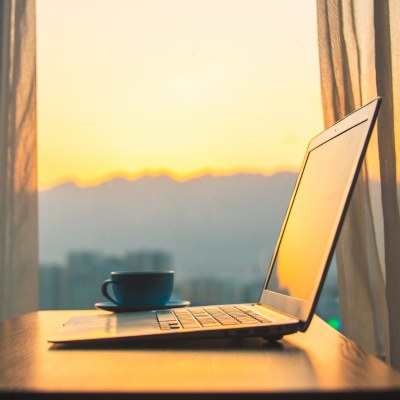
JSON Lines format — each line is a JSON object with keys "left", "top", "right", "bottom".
{"left": 257, "top": 303, "right": 300, "bottom": 323}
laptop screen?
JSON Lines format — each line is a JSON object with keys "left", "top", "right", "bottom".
{"left": 260, "top": 102, "right": 378, "bottom": 325}
{"left": 266, "top": 122, "right": 368, "bottom": 300}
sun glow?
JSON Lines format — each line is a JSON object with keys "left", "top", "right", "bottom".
{"left": 36, "top": 0, "right": 323, "bottom": 190}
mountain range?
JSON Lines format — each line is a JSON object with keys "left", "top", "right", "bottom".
{"left": 39, "top": 172, "right": 297, "bottom": 279}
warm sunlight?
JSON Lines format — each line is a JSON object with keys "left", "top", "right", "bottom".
{"left": 36, "top": 0, "right": 323, "bottom": 189}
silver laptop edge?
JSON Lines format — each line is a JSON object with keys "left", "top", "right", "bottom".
{"left": 260, "top": 98, "right": 381, "bottom": 331}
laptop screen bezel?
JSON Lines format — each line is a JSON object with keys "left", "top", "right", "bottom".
{"left": 258, "top": 98, "right": 381, "bottom": 331}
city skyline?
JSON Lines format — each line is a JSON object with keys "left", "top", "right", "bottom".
{"left": 39, "top": 247, "right": 340, "bottom": 328}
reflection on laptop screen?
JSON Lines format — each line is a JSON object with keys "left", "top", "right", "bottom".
{"left": 266, "top": 121, "right": 368, "bottom": 302}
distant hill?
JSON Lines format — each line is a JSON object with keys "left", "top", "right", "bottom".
{"left": 39, "top": 173, "right": 297, "bottom": 279}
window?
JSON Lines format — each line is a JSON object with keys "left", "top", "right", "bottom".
{"left": 37, "top": 0, "right": 335, "bottom": 321}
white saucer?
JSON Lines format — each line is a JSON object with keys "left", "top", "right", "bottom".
{"left": 94, "top": 299, "right": 191, "bottom": 313}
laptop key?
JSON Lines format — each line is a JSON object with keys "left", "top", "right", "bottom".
{"left": 156, "top": 313, "right": 176, "bottom": 322}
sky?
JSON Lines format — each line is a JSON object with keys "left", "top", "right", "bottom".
{"left": 36, "top": 0, "right": 323, "bottom": 190}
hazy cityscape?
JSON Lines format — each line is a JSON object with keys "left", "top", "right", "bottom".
{"left": 39, "top": 248, "right": 340, "bottom": 323}
{"left": 39, "top": 173, "right": 341, "bottom": 327}
{"left": 39, "top": 249, "right": 265, "bottom": 309}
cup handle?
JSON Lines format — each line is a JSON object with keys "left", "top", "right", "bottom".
{"left": 101, "top": 279, "right": 120, "bottom": 305}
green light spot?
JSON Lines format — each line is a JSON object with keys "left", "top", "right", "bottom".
{"left": 327, "top": 318, "right": 341, "bottom": 331}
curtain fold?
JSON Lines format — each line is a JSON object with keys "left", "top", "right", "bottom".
{"left": 0, "top": 0, "right": 38, "bottom": 321}
{"left": 317, "top": 0, "right": 400, "bottom": 368}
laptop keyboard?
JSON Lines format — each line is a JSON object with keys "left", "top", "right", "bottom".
{"left": 156, "top": 305, "right": 271, "bottom": 331}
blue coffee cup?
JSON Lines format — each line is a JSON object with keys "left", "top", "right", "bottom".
{"left": 101, "top": 271, "right": 174, "bottom": 307}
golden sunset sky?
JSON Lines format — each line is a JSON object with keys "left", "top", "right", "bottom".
{"left": 36, "top": 0, "right": 323, "bottom": 190}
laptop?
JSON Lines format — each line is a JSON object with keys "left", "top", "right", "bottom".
{"left": 48, "top": 98, "right": 381, "bottom": 344}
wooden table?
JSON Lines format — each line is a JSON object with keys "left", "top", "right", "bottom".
{"left": 1, "top": 310, "right": 400, "bottom": 399}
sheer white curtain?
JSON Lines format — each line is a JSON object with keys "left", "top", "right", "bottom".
{"left": 0, "top": 0, "right": 38, "bottom": 320}
{"left": 317, "top": 0, "right": 400, "bottom": 369}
